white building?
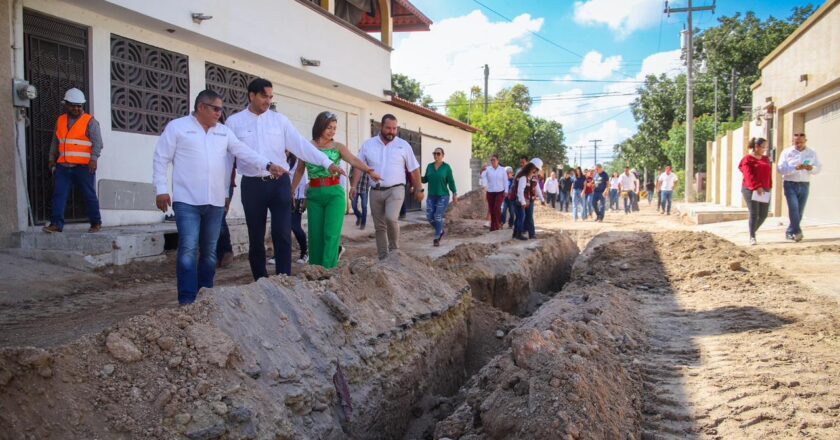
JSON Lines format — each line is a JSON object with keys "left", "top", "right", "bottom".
{"left": 1, "top": 0, "right": 475, "bottom": 245}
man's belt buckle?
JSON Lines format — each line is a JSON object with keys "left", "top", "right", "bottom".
{"left": 260, "top": 174, "right": 276, "bottom": 182}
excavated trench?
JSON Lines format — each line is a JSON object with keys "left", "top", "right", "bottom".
{"left": 0, "top": 231, "right": 594, "bottom": 440}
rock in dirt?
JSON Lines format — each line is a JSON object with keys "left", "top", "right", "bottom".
{"left": 105, "top": 332, "right": 143, "bottom": 363}
{"left": 729, "top": 261, "right": 743, "bottom": 271}
{"left": 186, "top": 323, "right": 235, "bottom": 368}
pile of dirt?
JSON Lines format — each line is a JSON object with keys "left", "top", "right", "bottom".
{"left": 435, "top": 232, "right": 646, "bottom": 439}
{"left": 0, "top": 251, "right": 473, "bottom": 440}
{"left": 447, "top": 188, "right": 487, "bottom": 220}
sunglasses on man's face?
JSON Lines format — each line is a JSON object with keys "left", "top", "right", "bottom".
{"left": 202, "top": 103, "right": 223, "bottom": 113}
{"left": 794, "top": 133, "right": 806, "bottom": 137}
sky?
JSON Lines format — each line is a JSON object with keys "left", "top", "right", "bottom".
{"left": 390, "top": 0, "right": 811, "bottom": 168}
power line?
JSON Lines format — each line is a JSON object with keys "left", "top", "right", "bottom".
{"left": 564, "top": 108, "right": 632, "bottom": 134}
{"left": 492, "top": 78, "right": 645, "bottom": 84}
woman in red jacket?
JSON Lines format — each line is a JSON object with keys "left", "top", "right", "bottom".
{"left": 738, "top": 137, "right": 772, "bottom": 245}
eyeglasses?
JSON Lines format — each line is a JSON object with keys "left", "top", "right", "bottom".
{"left": 433, "top": 152, "right": 443, "bottom": 156}
{"left": 793, "top": 133, "right": 806, "bottom": 137}
{"left": 202, "top": 103, "right": 223, "bottom": 113}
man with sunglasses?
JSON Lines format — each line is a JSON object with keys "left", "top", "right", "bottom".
{"left": 226, "top": 78, "right": 344, "bottom": 279}
{"left": 153, "top": 89, "right": 285, "bottom": 305}
{"left": 778, "top": 132, "right": 822, "bottom": 242}
{"left": 42, "top": 88, "right": 103, "bottom": 234}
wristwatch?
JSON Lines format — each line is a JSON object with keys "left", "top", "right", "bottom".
{"left": 265, "top": 162, "right": 273, "bottom": 171}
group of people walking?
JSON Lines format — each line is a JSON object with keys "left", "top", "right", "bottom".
{"left": 480, "top": 156, "right": 547, "bottom": 240}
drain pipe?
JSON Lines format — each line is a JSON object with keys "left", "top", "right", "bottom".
{"left": 11, "top": 0, "right": 35, "bottom": 228}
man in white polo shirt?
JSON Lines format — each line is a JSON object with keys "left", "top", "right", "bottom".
{"left": 618, "top": 167, "right": 639, "bottom": 215}
{"left": 350, "top": 114, "right": 423, "bottom": 260}
{"left": 153, "top": 89, "right": 285, "bottom": 305}
{"left": 657, "top": 165, "right": 679, "bottom": 215}
{"left": 778, "top": 132, "right": 822, "bottom": 242}
{"left": 226, "top": 78, "right": 343, "bottom": 279}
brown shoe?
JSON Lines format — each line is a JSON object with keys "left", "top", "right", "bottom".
{"left": 42, "top": 224, "right": 62, "bottom": 233}
{"left": 218, "top": 251, "right": 234, "bottom": 268}
{"left": 88, "top": 224, "right": 102, "bottom": 233}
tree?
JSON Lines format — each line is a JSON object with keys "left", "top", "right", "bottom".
{"left": 391, "top": 73, "right": 435, "bottom": 110}
{"left": 493, "top": 84, "right": 532, "bottom": 112}
{"left": 471, "top": 106, "right": 531, "bottom": 166}
{"left": 662, "top": 115, "right": 742, "bottom": 171}
{"left": 444, "top": 86, "right": 482, "bottom": 124}
{"left": 528, "top": 117, "right": 567, "bottom": 171}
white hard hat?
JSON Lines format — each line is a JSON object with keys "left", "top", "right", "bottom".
{"left": 530, "top": 158, "right": 543, "bottom": 170}
{"left": 505, "top": 166, "right": 513, "bottom": 173}
{"left": 63, "top": 88, "right": 86, "bottom": 104}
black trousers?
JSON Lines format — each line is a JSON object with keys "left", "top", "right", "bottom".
{"left": 742, "top": 187, "right": 769, "bottom": 238}
{"left": 291, "top": 198, "right": 308, "bottom": 257}
{"left": 241, "top": 175, "right": 292, "bottom": 279}
{"left": 216, "top": 214, "right": 232, "bottom": 257}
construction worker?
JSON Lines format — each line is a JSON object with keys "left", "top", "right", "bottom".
{"left": 43, "top": 88, "right": 103, "bottom": 233}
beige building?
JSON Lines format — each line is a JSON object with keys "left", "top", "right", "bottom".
{"left": 752, "top": 0, "right": 840, "bottom": 222}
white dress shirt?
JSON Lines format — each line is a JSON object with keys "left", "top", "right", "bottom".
{"left": 544, "top": 177, "right": 559, "bottom": 194}
{"left": 777, "top": 146, "right": 822, "bottom": 182}
{"left": 153, "top": 115, "right": 270, "bottom": 207}
{"left": 658, "top": 173, "right": 678, "bottom": 191}
{"left": 357, "top": 135, "right": 419, "bottom": 187}
{"left": 619, "top": 173, "right": 638, "bottom": 192}
{"left": 479, "top": 170, "right": 488, "bottom": 188}
{"left": 225, "top": 108, "right": 333, "bottom": 177}
{"left": 484, "top": 165, "right": 508, "bottom": 193}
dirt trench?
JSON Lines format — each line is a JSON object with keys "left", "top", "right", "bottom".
{"left": 0, "top": 230, "right": 580, "bottom": 440}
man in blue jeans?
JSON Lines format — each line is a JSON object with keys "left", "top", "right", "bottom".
{"left": 592, "top": 164, "right": 609, "bottom": 222}
{"left": 777, "top": 132, "right": 821, "bottom": 242}
{"left": 42, "top": 88, "right": 103, "bottom": 234}
{"left": 153, "top": 90, "right": 284, "bottom": 305}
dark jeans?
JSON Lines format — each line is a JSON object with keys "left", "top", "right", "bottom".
{"left": 173, "top": 202, "right": 224, "bottom": 305}
{"left": 525, "top": 202, "right": 536, "bottom": 238}
{"left": 486, "top": 191, "right": 505, "bottom": 231}
{"left": 351, "top": 191, "right": 369, "bottom": 227}
{"left": 513, "top": 203, "right": 526, "bottom": 236}
{"left": 241, "top": 175, "right": 292, "bottom": 279}
{"left": 592, "top": 192, "right": 606, "bottom": 220}
{"left": 50, "top": 165, "right": 101, "bottom": 229}
{"left": 559, "top": 192, "right": 571, "bottom": 211}
{"left": 501, "top": 198, "right": 515, "bottom": 226}
{"left": 292, "top": 198, "right": 308, "bottom": 257}
{"left": 624, "top": 191, "right": 635, "bottom": 213}
{"left": 585, "top": 193, "right": 594, "bottom": 217}
{"left": 546, "top": 192, "right": 557, "bottom": 209}
{"left": 216, "top": 215, "right": 232, "bottom": 257}
{"left": 742, "top": 188, "right": 770, "bottom": 238}
{"left": 783, "top": 181, "right": 809, "bottom": 236}
{"left": 660, "top": 190, "right": 673, "bottom": 214}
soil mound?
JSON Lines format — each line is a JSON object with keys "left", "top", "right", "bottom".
{"left": 447, "top": 188, "right": 487, "bottom": 220}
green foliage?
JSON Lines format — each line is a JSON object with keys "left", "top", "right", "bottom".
{"left": 391, "top": 73, "right": 435, "bottom": 110}
{"left": 528, "top": 117, "right": 567, "bottom": 170}
{"left": 471, "top": 106, "right": 531, "bottom": 166}
{"left": 662, "top": 115, "right": 742, "bottom": 172}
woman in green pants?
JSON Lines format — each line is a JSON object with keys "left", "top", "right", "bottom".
{"left": 292, "top": 111, "right": 380, "bottom": 269}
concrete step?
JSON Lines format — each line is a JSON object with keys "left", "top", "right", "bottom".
{"left": 675, "top": 203, "right": 749, "bottom": 225}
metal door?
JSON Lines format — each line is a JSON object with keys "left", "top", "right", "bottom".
{"left": 370, "top": 121, "right": 423, "bottom": 212}
{"left": 24, "top": 11, "right": 90, "bottom": 224}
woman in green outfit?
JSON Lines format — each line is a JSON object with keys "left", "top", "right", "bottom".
{"left": 422, "top": 147, "right": 458, "bottom": 247}
{"left": 292, "top": 112, "right": 380, "bottom": 269}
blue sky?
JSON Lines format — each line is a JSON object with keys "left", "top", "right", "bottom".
{"left": 391, "top": 0, "right": 811, "bottom": 167}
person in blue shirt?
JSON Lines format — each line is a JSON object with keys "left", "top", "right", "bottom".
{"left": 592, "top": 164, "right": 610, "bottom": 222}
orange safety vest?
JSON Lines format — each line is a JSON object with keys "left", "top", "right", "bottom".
{"left": 56, "top": 113, "right": 93, "bottom": 165}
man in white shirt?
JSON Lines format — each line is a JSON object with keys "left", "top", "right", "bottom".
{"left": 153, "top": 89, "right": 285, "bottom": 305}
{"left": 777, "top": 132, "right": 822, "bottom": 241}
{"left": 350, "top": 114, "right": 423, "bottom": 260}
{"left": 484, "top": 155, "right": 509, "bottom": 231}
{"left": 618, "top": 167, "right": 639, "bottom": 214}
{"left": 657, "top": 165, "right": 679, "bottom": 215}
{"left": 225, "top": 78, "right": 343, "bottom": 279}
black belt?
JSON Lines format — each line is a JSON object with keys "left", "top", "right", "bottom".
{"left": 371, "top": 183, "right": 405, "bottom": 191}
{"left": 243, "top": 175, "right": 286, "bottom": 182}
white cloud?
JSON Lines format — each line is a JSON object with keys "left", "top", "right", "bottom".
{"left": 573, "top": 51, "right": 623, "bottom": 80}
{"left": 636, "top": 49, "right": 683, "bottom": 79}
{"left": 573, "top": 120, "right": 634, "bottom": 147}
{"left": 573, "top": 0, "right": 663, "bottom": 38}
{"left": 391, "top": 10, "right": 543, "bottom": 105}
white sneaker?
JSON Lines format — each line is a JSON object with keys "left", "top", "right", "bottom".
{"left": 267, "top": 257, "right": 276, "bottom": 265}
{"left": 297, "top": 254, "right": 309, "bottom": 264}
{"left": 749, "top": 237, "right": 757, "bottom": 246}
{"left": 338, "top": 245, "right": 346, "bottom": 261}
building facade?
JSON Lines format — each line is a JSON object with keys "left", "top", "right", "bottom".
{"left": 3, "top": 0, "right": 474, "bottom": 243}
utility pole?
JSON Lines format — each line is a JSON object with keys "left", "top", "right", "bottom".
{"left": 714, "top": 76, "right": 718, "bottom": 140}
{"left": 483, "top": 64, "right": 489, "bottom": 114}
{"left": 589, "top": 139, "right": 602, "bottom": 165}
{"left": 665, "top": 0, "right": 715, "bottom": 203}
{"left": 729, "top": 67, "right": 738, "bottom": 120}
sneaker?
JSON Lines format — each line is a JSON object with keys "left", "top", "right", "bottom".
{"left": 433, "top": 238, "right": 440, "bottom": 247}
{"left": 794, "top": 233, "right": 803, "bottom": 242}
{"left": 218, "top": 251, "right": 234, "bottom": 268}
{"left": 359, "top": 222, "right": 366, "bottom": 230}
{"left": 268, "top": 257, "right": 276, "bottom": 265}
{"left": 515, "top": 234, "right": 528, "bottom": 241}
{"left": 297, "top": 253, "right": 309, "bottom": 264}
{"left": 785, "top": 233, "right": 795, "bottom": 241}
{"left": 164, "top": 214, "right": 176, "bottom": 222}
{"left": 42, "top": 224, "right": 62, "bottom": 233}
{"left": 484, "top": 221, "right": 491, "bottom": 228}
{"left": 338, "top": 245, "right": 346, "bottom": 261}
{"left": 88, "top": 224, "right": 102, "bottom": 233}
{"left": 749, "top": 237, "right": 757, "bottom": 246}
{"left": 355, "top": 217, "right": 361, "bottom": 226}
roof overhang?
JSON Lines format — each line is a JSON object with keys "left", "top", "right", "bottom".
{"left": 357, "top": 0, "right": 432, "bottom": 32}
{"left": 386, "top": 96, "right": 479, "bottom": 133}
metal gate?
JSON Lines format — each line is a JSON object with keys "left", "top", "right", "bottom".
{"left": 24, "top": 11, "right": 90, "bottom": 224}
{"left": 370, "top": 121, "right": 422, "bottom": 212}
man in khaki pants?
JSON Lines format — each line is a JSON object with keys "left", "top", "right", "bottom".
{"left": 351, "top": 114, "right": 423, "bottom": 259}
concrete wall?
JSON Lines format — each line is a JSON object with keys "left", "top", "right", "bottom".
{"left": 752, "top": 0, "right": 840, "bottom": 220}
{"left": 0, "top": 0, "right": 20, "bottom": 247}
